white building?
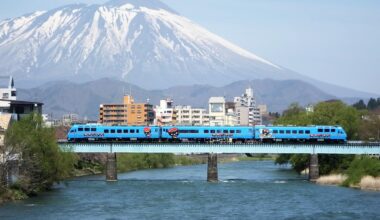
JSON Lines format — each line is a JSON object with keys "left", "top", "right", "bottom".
{"left": 0, "top": 76, "right": 17, "bottom": 110}
{"left": 175, "top": 105, "right": 209, "bottom": 126}
{"left": 154, "top": 98, "right": 176, "bottom": 125}
{"left": 234, "top": 87, "right": 262, "bottom": 125}
{"left": 209, "top": 97, "right": 226, "bottom": 126}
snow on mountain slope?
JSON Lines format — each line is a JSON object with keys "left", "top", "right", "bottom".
{"left": 0, "top": 0, "right": 304, "bottom": 89}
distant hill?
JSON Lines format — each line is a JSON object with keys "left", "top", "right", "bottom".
{"left": 18, "top": 78, "right": 337, "bottom": 119}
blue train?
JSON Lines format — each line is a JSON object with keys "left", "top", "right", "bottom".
{"left": 67, "top": 124, "right": 347, "bottom": 143}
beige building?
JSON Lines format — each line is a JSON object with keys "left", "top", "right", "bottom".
{"left": 175, "top": 105, "right": 209, "bottom": 126}
{"left": 99, "top": 95, "right": 154, "bottom": 125}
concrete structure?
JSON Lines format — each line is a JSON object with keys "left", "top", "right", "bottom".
{"left": 60, "top": 142, "right": 380, "bottom": 182}
{"left": 309, "top": 154, "right": 319, "bottom": 181}
{"left": 234, "top": 88, "right": 262, "bottom": 125}
{"left": 154, "top": 99, "right": 177, "bottom": 125}
{"left": 209, "top": 97, "right": 226, "bottom": 126}
{"left": 207, "top": 153, "right": 218, "bottom": 182}
{"left": 99, "top": 95, "right": 154, "bottom": 125}
{"left": 0, "top": 76, "right": 16, "bottom": 101}
{"left": 175, "top": 105, "right": 209, "bottom": 126}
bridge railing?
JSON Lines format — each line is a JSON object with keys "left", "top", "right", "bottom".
{"left": 58, "top": 142, "right": 380, "bottom": 154}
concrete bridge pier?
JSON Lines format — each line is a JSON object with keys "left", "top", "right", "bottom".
{"left": 207, "top": 153, "right": 218, "bottom": 182}
{"left": 309, "top": 154, "right": 319, "bottom": 181}
{"left": 106, "top": 153, "right": 117, "bottom": 181}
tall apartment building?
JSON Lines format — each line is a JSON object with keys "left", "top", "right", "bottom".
{"left": 99, "top": 95, "right": 154, "bottom": 125}
{"left": 175, "top": 105, "right": 209, "bottom": 126}
{"left": 234, "top": 87, "right": 262, "bottom": 126}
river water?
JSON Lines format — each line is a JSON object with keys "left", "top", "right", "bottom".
{"left": 1, "top": 161, "right": 380, "bottom": 219}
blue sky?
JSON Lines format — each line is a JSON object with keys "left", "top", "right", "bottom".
{"left": 1, "top": 0, "right": 379, "bottom": 94}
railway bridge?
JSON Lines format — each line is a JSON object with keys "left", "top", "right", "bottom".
{"left": 58, "top": 142, "right": 380, "bottom": 182}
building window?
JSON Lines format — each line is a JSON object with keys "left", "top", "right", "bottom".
{"left": 2, "top": 93, "right": 8, "bottom": 99}
{"left": 11, "top": 91, "right": 16, "bottom": 97}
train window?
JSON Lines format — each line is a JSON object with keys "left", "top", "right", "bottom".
{"left": 91, "top": 128, "right": 96, "bottom": 132}
{"left": 117, "top": 129, "right": 122, "bottom": 133}
{"left": 204, "top": 130, "right": 209, "bottom": 133}
{"left": 111, "top": 129, "right": 115, "bottom": 134}
{"left": 230, "top": 130, "right": 235, "bottom": 133}
{"left": 78, "top": 127, "right": 83, "bottom": 131}
{"left": 318, "top": 128, "right": 323, "bottom": 132}
{"left": 210, "top": 130, "right": 215, "bottom": 133}
{"left": 237, "top": 130, "right": 241, "bottom": 133}
{"left": 123, "top": 129, "right": 128, "bottom": 133}
{"left": 191, "top": 130, "right": 198, "bottom": 133}
{"left": 155, "top": 129, "right": 158, "bottom": 132}
{"left": 273, "top": 130, "right": 278, "bottom": 134}
{"left": 331, "top": 129, "right": 336, "bottom": 132}
{"left": 306, "top": 130, "right": 310, "bottom": 134}
{"left": 324, "top": 129, "right": 330, "bottom": 132}
{"left": 223, "top": 130, "right": 228, "bottom": 133}
{"left": 104, "top": 129, "right": 109, "bottom": 133}
{"left": 279, "top": 130, "right": 284, "bottom": 134}
{"left": 286, "top": 130, "right": 291, "bottom": 134}
{"left": 130, "top": 129, "right": 135, "bottom": 133}
{"left": 84, "top": 127, "right": 90, "bottom": 131}
{"left": 299, "top": 130, "right": 304, "bottom": 134}
{"left": 217, "top": 130, "right": 222, "bottom": 133}
{"left": 292, "top": 130, "right": 297, "bottom": 134}
{"left": 136, "top": 130, "right": 140, "bottom": 133}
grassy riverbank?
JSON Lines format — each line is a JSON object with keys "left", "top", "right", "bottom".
{"left": 316, "top": 156, "right": 380, "bottom": 191}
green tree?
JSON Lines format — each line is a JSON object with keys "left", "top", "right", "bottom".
{"left": 274, "top": 101, "right": 360, "bottom": 175}
{"left": 275, "top": 103, "right": 312, "bottom": 126}
{"left": 4, "top": 113, "right": 76, "bottom": 195}
{"left": 353, "top": 99, "right": 367, "bottom": 110}
{"left": 311, "top": 101, "right": 359, "bottom": 139}
{"left": 367, "top": 98, "right": 378, "bottom": 110}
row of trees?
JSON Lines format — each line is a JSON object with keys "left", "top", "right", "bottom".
{"left": 353, "top": 98, "right": 380, "bottom": 111}
{"left": 0, "top": 114, "right": 76, "bottom": 198}
{"left": 275, "top": 100, "right": 380, "bottom": 176}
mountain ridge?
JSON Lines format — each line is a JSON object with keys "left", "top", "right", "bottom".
{"left": 18, "top": 78, "right": 337, "bottom": 119}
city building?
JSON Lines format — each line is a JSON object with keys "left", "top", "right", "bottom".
{"left": 0, "top": 76, "right": 43, "bottom": 121}
{"left": 234, "top": 87, "right": 262, "bottom": 126}
{"left": 154, "top": 99, "right": 177, "bottom": 125}
{"left": 209, "top": 97, "right": 226, "bottom": 126}
{"left": 175, "top": 105, "right": 209, "bottom": 126}
{"left": 99, "top": 95, "right": 154, "bottom": 125}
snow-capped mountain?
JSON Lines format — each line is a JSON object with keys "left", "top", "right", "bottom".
{"left": 0, "top": 0, "right": 377, "bottom": 98}
{"left": 0, "top": 0, "right": 302, "bottom": 89}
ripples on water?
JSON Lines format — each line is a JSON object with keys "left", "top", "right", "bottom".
{"left": 1, "top": 161, "right": 380, "bottom": 220}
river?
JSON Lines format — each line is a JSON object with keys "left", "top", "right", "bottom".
{"left": 1, "top": 161, "right": 379, "bottom": 219}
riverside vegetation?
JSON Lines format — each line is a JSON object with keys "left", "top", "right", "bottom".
{"left": 274, "top": 99, "right": 380, "bottom": 190}
{"left": 0, "top": 114, "right": 77, "bottom": 204}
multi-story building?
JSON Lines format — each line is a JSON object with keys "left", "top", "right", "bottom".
{"left": 175, "top": 105, "right": 209, "bottom": 126}
{"left": 99, "top": 95, "right": 154, "bottom": 126}
{"left": 209, "top": 97, "right": 226, "bottom": 126}
{"left": 234, "top": 87, "right": 262, "bottom": 125}
{"left": 154, "top": 99, "right": 177, "bottom": 125}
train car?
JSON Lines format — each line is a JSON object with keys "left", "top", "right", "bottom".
{"left": 161, "top": 126, "right": 254, "bottom": 142}
{"left": 254, "top": 125, "right": 347, "bottom": 143}
{"left": 67, "top": 124, "right": 161, "bottom": 142}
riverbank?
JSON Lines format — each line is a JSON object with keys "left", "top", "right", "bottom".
{"left": 316, "top": 174, "right": 380, "bottom": 191}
